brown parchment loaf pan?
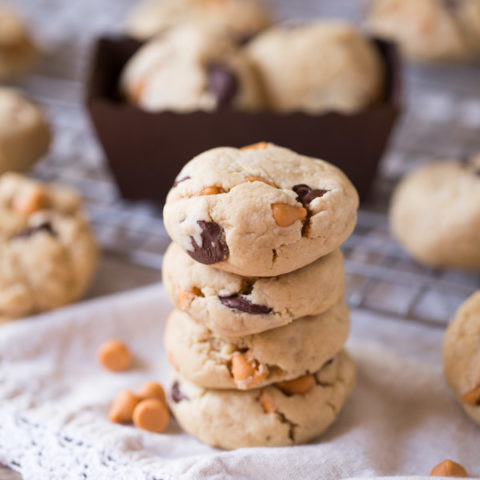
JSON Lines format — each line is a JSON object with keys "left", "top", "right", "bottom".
{"left": 86, "top": 36, "right": 402, "bottom": 203}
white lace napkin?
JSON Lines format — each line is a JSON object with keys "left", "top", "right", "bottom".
{"left": 0, "top": 285, "right": 478, "bottom": 480}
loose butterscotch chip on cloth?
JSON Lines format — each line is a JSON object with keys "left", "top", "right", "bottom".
{"left": 133, "top": 398, "right": 170, "bottom": 433}
{"left": 163, "top": 143, "right": 358, "bottom": 277}
{"left": 430, "top": 459, "right": 468, "bottom": 477}
{"left": 109, "top": 390, "right": 140, "bottom": 423}
{"left": 98, "top": 340, "right": 133, "bottom": 372}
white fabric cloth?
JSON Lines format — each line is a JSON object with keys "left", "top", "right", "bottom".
{"left": 0, "top": 285, "right": 478, "bottom": 480}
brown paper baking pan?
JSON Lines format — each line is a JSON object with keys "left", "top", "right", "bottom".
{"left": 86, "top": 36, "right": 402, "bottom": 203}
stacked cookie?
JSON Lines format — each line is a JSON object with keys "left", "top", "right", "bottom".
{"left": 162, "top": 143, "right": 359, "bottom": 449}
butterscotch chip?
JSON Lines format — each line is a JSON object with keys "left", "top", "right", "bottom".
{"left": 245, "top": 176, "right": 277, "bottom": 187}
{"left": 13, "top": 186, "right": 47, "bottom": 216}
{"left": 430, "top": 459, "right": 468, "bottom": 477}
{"left": 461, "top": 384, "right": 480, "bottom": 405}
{"left": 178, "top": 286, "right": 203, "bottom": 310}
{"left": 258, "top": 391, "right": 276, "bottom": 413}
{"left": 241, "top": 142, "right": 269, "bottom": 151}
{"left": 109, "top": 390, "right": 140, "bottom": 423}
{"left": 199, "top": 185, "right": 225, "bottom": 195}
{"left": 231, "top": 351, "right": 267, "bottom": 389}
{"left": 98, "top": 339, "right": 133, "bottom": 372}
{"left": 276, "top": 375, "right": 315, "bottom": 395}
{"left": 133, "top": 398, "right": 170, "bottom": 433}
{"left": 137, "top": 382, "right": 166, "bottom": 403}
{"left": 271, "top": 203, "right": 307, "bottom": 227}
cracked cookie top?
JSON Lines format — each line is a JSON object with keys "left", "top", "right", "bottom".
{"left": 165, "top": 301, "right": 350, "bottom": 390}
{"left": 443, "top": 291, "right": 480, "bottom": 426}
{"left": 168, "top": 350, "right": 355, "bottom": 448}
{"left": 163, "top": 143, "right": 359, "bottom": 277}
{"left": 0, "top": 173, "right": 98, "bottom": 322}
{"left": 163, "top": 242, "right": 345, "bottom": 336}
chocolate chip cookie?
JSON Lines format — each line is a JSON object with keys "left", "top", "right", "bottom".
{"left": 120, "top": 25, "right": 263, "bottom": 113}
{"left": 0, "top": 87, "right": 51, "bottom": 175}
{"left": 165, "top": 301, "right": 349, "bottom": 390}
{"left": 163, "top": 242, "right": 345, "bottom": 337}
{"left": 125, "top": 0, "right": 271, "bottom": 42}
{"left": 247, "top": 21, "right": 384, "bottom": 114}
{"left": 443, "top": 291, "right": 480, "bottom": 426}
{"left": 169, "top": 350, "right": 355, "bottom": 448}
{"left": 0, "top": 173, "right": 98, "bottom": 323}
{"left": 390, "top": 156, "right": 480, "bottom": 270}
{"left": 0, "top": 7, "right": 37, "bottom": 79}
{"left": 367, "top": 0, "right": 480, "bottom": 62}
{"left": 163, "top": 143, "right": 359, "bottom": 277}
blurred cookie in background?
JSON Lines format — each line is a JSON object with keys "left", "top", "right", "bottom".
{"left": 0, "top": 87, "right": 51, "bottom": 175}
{"left": 366, "top": 0, "right": 480, "bottom": 62}
{"left": 125, "top": 0, "right": 272, "bottom": 43}
{"left": 0, "top": 173, "right": 98, "bottom": 323}
{"left": 0, "top": 5, "right": 38, "bottom": 79}
{"left": 120, "top": 25, "right": 264, "bottom": 112}
{"left": 247, "top": 21, "right": 385, "bottom": 114}
{"left": 443, "top": 290, "right": 480, "bottom": 427}
{"left": 390, "top": 155, "right": 480, "bottom": 270}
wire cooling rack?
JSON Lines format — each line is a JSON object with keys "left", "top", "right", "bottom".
{"left": 6, "top": 0, "right": 480, "bottom": 328}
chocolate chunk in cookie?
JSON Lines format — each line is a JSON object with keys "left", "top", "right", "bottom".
{"left": 188, "top": 221, "right": 229, "bottom": 264}
{"left": 292, "top": 184, "right": 328, "bottom": 206}
{"left": 219, "top": 294, "right": 272, "bottom": 314}
{"left": 171, "top": 381, "right": 188, "bottom": 403}
{"left": 207, "top": 63, "right": 238, "bottom": 108}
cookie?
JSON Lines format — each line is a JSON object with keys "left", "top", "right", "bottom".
{"left": 247, "top": 21, "right": 384, "bottom": 114}
{"left": 0, "top": 173, "right": 98, "bottom": 323}
{"left": 367, "top": 0, "right": 480, "bottom": 62}
{"left": 165, "top": 301, "right": 349, "bottom": 390}
{"left": 169, "top": 350, "right": 355, "bottom": 448}
{"left": 390, "top": 156, "right": 480, "bottom": 270}
{"left": 443, "top": 291, "right": 480, "bottom": 425}
{"left": 163, "top": 143, "right": 359, "bottom": 277}
{"left": 0, "top": 87, "right": 51, "bottom": 175}
{"left": 0, "top": 7, "right": 37, "bottom": 79}
{"left": 163, "top": 242, "right": 345, "bottom": 337}
{"left": 125, "top": 0, "right": 271, "bottom": 42}
{"left": 120, "top": 25, "right": 263, "bottom": 113}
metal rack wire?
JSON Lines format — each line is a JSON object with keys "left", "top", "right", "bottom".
{"left": 6, "top": 0, "right": 480, "bottom": 328}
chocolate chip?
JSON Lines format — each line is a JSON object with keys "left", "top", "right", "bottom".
{"left": 12, "top": 222, "right": 56, "bottom": 240}
{"left": 188, "top": 220, "right": 229, "bottom": 265}
{"left": 171, "top": 381, "right": 188, "bottom": 403}
{"left": 292, "top": 184, "right": 327, "bottom": 206}
{"left": 207, "top": 63, "right": 238, "bottom": 108}
{"left": 173, "top": 176, "right": 190, "bottom": 188}
{"left": 219, "top": 294, "right": 272, "bottom": 315}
